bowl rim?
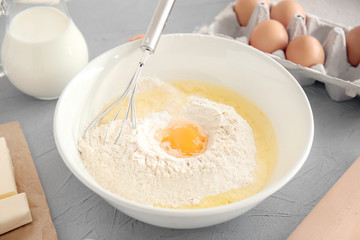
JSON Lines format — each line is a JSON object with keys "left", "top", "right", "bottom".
{"left": 54, "top": 33, "right": 314, "bottom": 216}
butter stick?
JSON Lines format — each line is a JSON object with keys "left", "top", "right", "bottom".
{"left": 0, "top": 137, "right": 17, "bottom": 199}
{"left": 0, "top": 192, "right": 32, "bottom": 235}
{"left": 288, "top": 157, "right": 360, "bottom": 240}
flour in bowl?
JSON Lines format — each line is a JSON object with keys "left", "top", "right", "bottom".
{"left": 78, "top": 79, "right": 257, "bottom": 207}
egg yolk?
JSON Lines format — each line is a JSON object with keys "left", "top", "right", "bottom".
{"left": 157, "top": 120, "right": 208, "bottom": 158}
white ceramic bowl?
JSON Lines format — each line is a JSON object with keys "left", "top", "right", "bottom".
{"left": 54, "top": 34, "right": 313, "bottom": 229}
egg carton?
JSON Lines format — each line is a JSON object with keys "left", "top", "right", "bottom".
{"left": 196, "top": 2, "right": 360, "bottom": 101}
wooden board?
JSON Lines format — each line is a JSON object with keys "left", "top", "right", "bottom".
{"left": 289, "top": 157, "right": 360, "bottom": 240}
{"left": 0, "top": 122, "right": 57, "bottom": 240}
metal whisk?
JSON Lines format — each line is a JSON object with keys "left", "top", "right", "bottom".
{"left": 84, "top": 0, "right": 175, "bottom": 145}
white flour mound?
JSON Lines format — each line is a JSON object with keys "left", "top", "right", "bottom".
{"left": 79, "top": 87, "right": 257, "bottom": 207}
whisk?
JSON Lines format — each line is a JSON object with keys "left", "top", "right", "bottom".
{"left": 84, "top": 0, "right": 176, "bottom": 145}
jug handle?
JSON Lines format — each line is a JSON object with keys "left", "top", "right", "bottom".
{"left": 0, "top": 0, "right": 7, "bottom": 78}
{"left": 0, "top": 65, "right": 4, "bottom": 78}
{"left": 0, "top": 0, "right": 7, "bottom": 16}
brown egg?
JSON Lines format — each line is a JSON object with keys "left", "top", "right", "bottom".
{"left": 234, "top": 0, "right": 270, "bottom": 26}
{"left": 285, "top": 35, "right": 325, "bottom": 68}
{"left": 127, "top": 34, "right": 145, "bottom": 42}
{"left": 270, "top": 0, "right": 305, "bottom": 28}
{"left": 249, "top": 19, "right": 289, "bottom": 53}
{"left": 346, "top": 26, "right": 360, "bottom": 67}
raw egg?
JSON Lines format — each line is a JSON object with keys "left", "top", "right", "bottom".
{"left": 346, "top": 26, "right": 360, "bottom": 67}
{"left": 156, "top": 118, "right": 208, "bottom": 158}
{"left": 285, "top": 35, "right": 325, "bottom": 68}
{"left": 234, "top": 0, "right": 270, "bottom": 26}
{"left": 270, "top": 0, "right": 305, "bottom": 28}
{"left": 249, "top": 19, "right": 289, "bottom": 53}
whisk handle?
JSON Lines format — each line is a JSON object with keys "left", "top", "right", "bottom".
{"left": 140, "top": 0, "right": 175, "bottom": 54}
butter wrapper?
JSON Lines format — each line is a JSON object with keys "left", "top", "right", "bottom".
{"left": 0, "top": 122, "right": 57, "bottom": 240}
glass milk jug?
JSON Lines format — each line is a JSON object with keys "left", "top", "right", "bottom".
{"left": 0, "top": 0, "right": 88, "bottom": 99}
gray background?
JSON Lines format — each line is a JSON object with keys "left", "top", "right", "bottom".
{"left": 0, "top": 0, "right": 359, "bottom": 239}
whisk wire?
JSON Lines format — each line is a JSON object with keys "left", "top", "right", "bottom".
{"left": 131, "top": 84, "right": 137, "bottom": 129}
{"left": 84, "top": 0, "right": 175, "bottom": 145}
{"left": 103, "top": 78, "right": 134, "bottom": 144}
{"left": 112, "top": 49, "right": 149, "bottom": 145}
{"left": 84, "top": 93, "right": 124, "bottom": 146}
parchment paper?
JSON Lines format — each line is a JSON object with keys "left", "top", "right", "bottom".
{"left": 0, "top": 122, "right": 57, "bottom": 240}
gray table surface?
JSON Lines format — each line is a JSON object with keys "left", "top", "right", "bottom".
{"left": 0, "top": 0, "right": 360, "bottom": 239}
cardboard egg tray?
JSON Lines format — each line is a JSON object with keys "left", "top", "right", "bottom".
{"left": 197, "top": 2, "right": 360, "bottom": 101}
